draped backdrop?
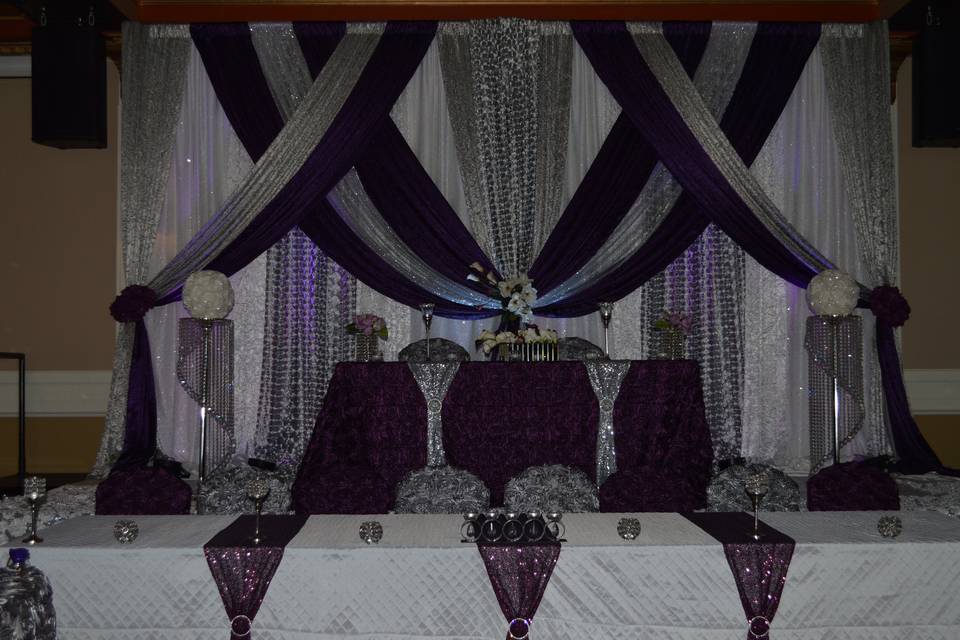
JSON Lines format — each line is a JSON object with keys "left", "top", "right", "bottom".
{"left": 94, "top": 19, "right": 945, "bottom": 481}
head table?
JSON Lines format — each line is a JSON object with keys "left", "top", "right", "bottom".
{"left": 292, "top": 360, "right": 714, "bottom": 513}
{"left": 8, "top": 510, "right": 960, "bottom": 639}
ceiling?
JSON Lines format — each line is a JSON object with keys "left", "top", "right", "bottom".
{"left": 0, "top": 0, "right": 918, "bottom": 97}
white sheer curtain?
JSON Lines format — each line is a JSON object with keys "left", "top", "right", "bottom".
{"left": 145, "top": 45, "right": 262, "bottom": 471}
{"left": 743, "top": 42, "right": 876, "bottom": 472}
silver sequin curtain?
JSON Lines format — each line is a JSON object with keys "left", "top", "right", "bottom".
{"left": 93, "top": 23, "right": 192, "bottom": 477}
{"left": 438, "top": 19, "right": 572, "bottom": 277}
{"left": 255, "top": 228, "right": 355, "bottom": 466}
{"left": 250, "top": 24, "right": 358, "bottom": 467}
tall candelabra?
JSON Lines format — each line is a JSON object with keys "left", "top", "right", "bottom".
{"left": 21, "top": 475, "right": 46, "bottom": 544}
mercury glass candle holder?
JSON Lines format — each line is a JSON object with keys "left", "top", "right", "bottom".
{"left": 246, "top": 478, "right": 271, "bottom": 545}
{"left": 419, "top": 303, "right": 435, "bottom": 361}
{"left": 598, "top": 302, "right": 614, "bottom": 357}
{"left": 744, "top": 472, "right": 770, "bottom": 541}
{"left": 22, "top": 476, "right": 46, "bottom": 545}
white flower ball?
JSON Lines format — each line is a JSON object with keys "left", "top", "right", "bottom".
{"left": 183, "top": 270, "right": 235, "bottom": 320}
{"left": 807, "top": 270, "right": 859, "bottom": 317}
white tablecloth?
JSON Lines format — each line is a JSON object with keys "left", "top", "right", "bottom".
{"left": 8, "top": 511, "right": 960, "bottom": 639}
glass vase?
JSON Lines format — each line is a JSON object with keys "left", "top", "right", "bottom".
{"left": 355, "top": 334, "right": 380, "bottom": 361}
{"left": 655, "top": 328, "right": 685, "bottom": 360}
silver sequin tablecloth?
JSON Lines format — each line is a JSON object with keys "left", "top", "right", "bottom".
{"left": 6, "top": 511, "right": 960, "bottom": 639}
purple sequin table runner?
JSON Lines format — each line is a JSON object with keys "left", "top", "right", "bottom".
{"left": 682, "top": 512, "right": 795, "bottom": 640}
{"left": 477, "top": 542, "right": 561, "bottom": 640}
{"left": 204, "top": 515, "right": 309, "bottom": 639}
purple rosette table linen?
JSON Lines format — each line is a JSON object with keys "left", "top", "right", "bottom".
{"left": 806, "top": 461, "right": 901, "bottom": 511}
{"left": 684, "top": 512, "right": 795, "bottom": 640}
{"left": 95, "top": 466, "right": 192, "bottom": 515}
{"left": 204, "top": 514, "right": 309, "bottom": 639}
{"left": 292, "top": 361, "right": 712, "bottom": 512}
{"left": 478, "top": 542, "right": 561, "bottom": 640}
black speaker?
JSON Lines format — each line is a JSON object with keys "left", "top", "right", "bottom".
{"left": 31, "top": 25, "right": 107, "bottom": 149}
{"left": 912, "top": 3, "right": 960, "bottom": 148}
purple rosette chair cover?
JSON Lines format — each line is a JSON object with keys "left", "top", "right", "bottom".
{"left": 504, "top": 465, "right": 598, "bottom": 513}
{"left": 706, "top": 463, "right": 801, "bottom": 512}
{"left": 806, "top": 461, "right": 900, "bottom": 511}
{"left": 478, "top": 542, "right": 561, "bottom": 640}
{"left": 292, "top": 463, "right": 392, "bottom": 514}
{"left": 95, "top": 466, "right": 191, "bottom": 515}
{"left": 394, "top": 466, "right": 489, "bottom": 514}
{"left": 599, "top": 466, "right": 707, "bottom": 512}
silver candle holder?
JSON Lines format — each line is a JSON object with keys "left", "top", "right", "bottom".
{"left": 21, "top": 475, "right": 46, "bottom": 545}
{"left": 744, "top": 472, "right": 770, "bottom": 541}
{"left": 419, "top": 303, "right": 435, "bottom": 362}
{"left": 598, "top": 302, "right": 614, "bottom": 358}
{"left": 246, "top": 478, "right": 271, "bottom": 545}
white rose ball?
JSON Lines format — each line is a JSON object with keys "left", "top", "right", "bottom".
{"left": 183, "top": 270, "right": 235, "bottom": 320}
{"left": 806, "top": 270, "right": 859, "bottom": 317}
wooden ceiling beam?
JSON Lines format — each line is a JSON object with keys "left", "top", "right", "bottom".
{"left": 110, "top": 0, "right": 891, "bottom": 24}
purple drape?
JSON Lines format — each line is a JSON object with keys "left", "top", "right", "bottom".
{"left": 571, "top": 20, "right": 947, "bottom": 474}
{"left": 205, "top": 515, "right": 309, "bottom": 639}
{"left": 876, "top": 321, "right": 948, "bottom": 473}
{"left": 478, "top": 543, "right": 561, "bottom": 640}
{"left": 115, "top": 22, "right": 437, "bottom": 472}
{"left": 189, "top": 24, "right": 285, "bottom": 162}
{"left": 571, "top": 21, "right": 822, "bottom": 291}
{"left": 115, "top": 320, "right": 157, "bottom": 469}
{"left": 529, "top": 24, "right": 710, "bottom": 296}
{"left": 537, "top": 22, "right": 820, "bottom": 316}
{"left": 356, "top": 122, "right": 500, "bottom": 287}
{"left": 684, "top": 512, "right": 795, "bottom": 640}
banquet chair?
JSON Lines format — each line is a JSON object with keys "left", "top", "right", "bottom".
{"left": 704, "top": 462, "right": 801, "bottom": 512}
{"left": 557, "top": 337, "right": 604, "bottom": 361}
{"left": 394, "top": 465, "right": 490, "bottom": 514}
{"left": 504, "top": 465, "right": 599, "bottom": 513}
{"left": 399, "top": 338, "right": 470, "bottom": 362}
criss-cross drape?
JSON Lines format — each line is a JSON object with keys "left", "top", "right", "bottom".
{"left": 100, "top": 19, "right": 943, "bottom": 480}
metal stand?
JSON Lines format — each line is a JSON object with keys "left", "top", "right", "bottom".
{"left": 0, "top": 353, "right": 26, "bottom": 494}
{"left": 826, "top": 317, "right": 842, "bottom": 465}
{"left": 196, "top": 320, "right": 212, "bottom": 515}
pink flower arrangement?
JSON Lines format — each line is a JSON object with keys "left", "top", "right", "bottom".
{"left": 654, "top": 311, "right": 694, "bottom": 336}
{"left": 346, "top": 313, "right": 388, "bottom": 340}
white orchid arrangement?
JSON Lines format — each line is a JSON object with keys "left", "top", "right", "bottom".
{"left": 466, "top": 262, "right": 537, "bottom": 325}
{"left": 475, "top": 326, "right": 559, "bottom": 355}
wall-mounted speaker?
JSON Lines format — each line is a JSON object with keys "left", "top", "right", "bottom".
{"left": 31, "top": 25, "right": 107, "bottom": 149}
{"left": 912, "top": 3, "right": 960, "bottom": 148}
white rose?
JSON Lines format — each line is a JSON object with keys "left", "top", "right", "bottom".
{"left": 496, "top": 331, "right": 516, "bottom": 344}
{"left": 521, "top": 285, "right": 537, "bottom": 305}
{"left": 523, "top": 327, "right": 540, "bottom": 342}
{"left": 507, "top": 293, "right": 526, "bottom": 315}
{"left": 482, "top": 339, "right": 497, "bottom": 354}
{"left": 478, "top": 329, "right": 497, "bottom": 341}
{"left": 498, "top": 281, "right": 514, "bottom": 298}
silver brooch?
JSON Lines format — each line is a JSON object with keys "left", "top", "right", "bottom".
{"left": 359, "top": 521, "right": 383, "bottom": 544}
{"left": 877, "top": 515, "right": 902, "bottom": 539}
{"left": 113, "top": 520, "right": 139, "bottom": 544}
{"left": 617, "top": 517, "right": 641, "bottom": 540}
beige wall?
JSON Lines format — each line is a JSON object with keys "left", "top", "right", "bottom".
{"left": 897, "top": 58, "right": 960, "bottom": 370}
{"left": 0, "top": 61, "right": 119, "bottom": 371}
